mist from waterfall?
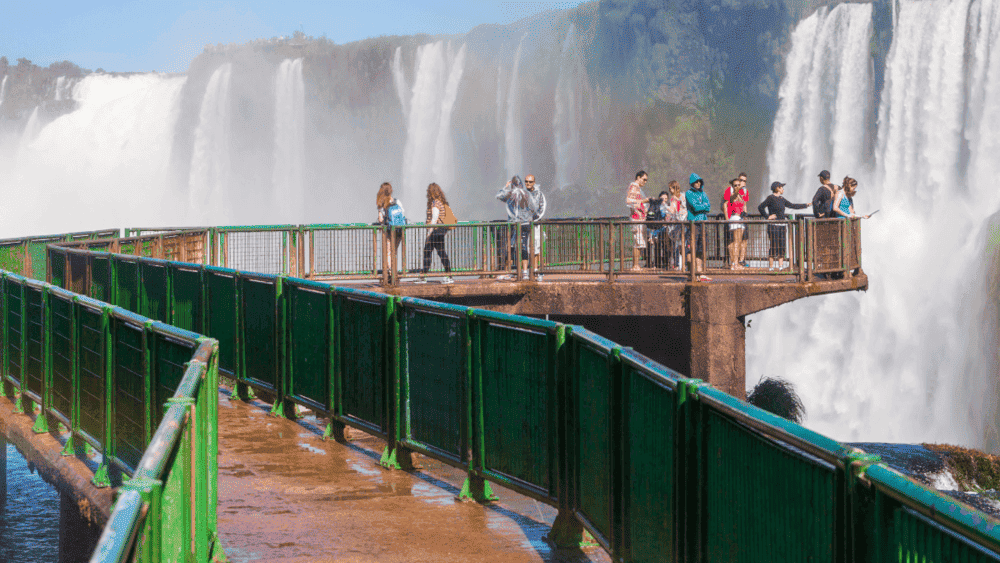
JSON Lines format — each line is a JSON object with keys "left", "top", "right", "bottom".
{"left": 393, "top": 41, "right": 467, "bottom": 201}
{"left": 188, "top": 63, "right": 233, "bottom": 224}
{"left": 272, "top": 58, "right": 305, "bottom": 222}
{"left": 553, "top": 25, "right": 585, "bottom": 193}
{"left": 750, "top": 0, "right": 1000, "bottom": 451}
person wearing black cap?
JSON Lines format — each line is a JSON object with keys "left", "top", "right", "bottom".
{"left": 759, "top": 181, "right": 809, "bottom": 271}
{"left": 811, "top": 170, "right": 835, "bottom": 218}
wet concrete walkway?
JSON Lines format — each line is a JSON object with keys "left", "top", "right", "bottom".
{"left": 216, "top": 388, "right": 610, "bottom": 563}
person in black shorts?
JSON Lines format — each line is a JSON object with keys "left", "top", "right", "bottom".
{"left": 759, "top": 181, "right": 809, "bottom": 271}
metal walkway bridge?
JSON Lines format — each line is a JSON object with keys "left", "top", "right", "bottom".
{"left": 0, "top": 224, "right": 996, "bottom": 563}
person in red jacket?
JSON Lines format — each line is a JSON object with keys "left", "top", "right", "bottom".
{"left": 723, "top": 176, "right": 749, "bottom": 269}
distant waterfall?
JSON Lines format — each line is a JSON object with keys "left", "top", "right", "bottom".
{"left": 188, "top": 63, "right": 233, "bottom": 222}
{"left": 1, "top": 74, "right": 184, "bottom": 236}
{"left": 766, "top": 4, "right": 874, "bottom": 193}
{"left": 504, "top": 40, "right": 525, "bottom": 180}
{"left": 553, "top": 25, "right": 585, "bottom": 192}
{"left": 394, "top": 41, "right": 467, "bottom": 200}
{"left": 272, "top": 58, "right": 305, "bottom": 222}
{"left": 750, "top": 0, "right": 1000, "bottom": 450}
{"left": 20, "top": 107, "right": 41, "bottom": 145}
{"left": 54, "top": 76, "right": 66, "bottom": 101}
{"left": 0, "top": 76, "right": 8, "bottom": 107}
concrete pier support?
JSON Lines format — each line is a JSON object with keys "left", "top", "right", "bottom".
{"left": 688, "top": 284, "right": 746, "bottom": 398}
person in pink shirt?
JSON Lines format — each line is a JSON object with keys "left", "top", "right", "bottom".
{"left": 626, "top": 170, "right": 649, "bottom": 270}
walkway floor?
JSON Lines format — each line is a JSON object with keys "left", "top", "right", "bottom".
{"left": 216, "top": 388, "right": 610, "bottom": 563}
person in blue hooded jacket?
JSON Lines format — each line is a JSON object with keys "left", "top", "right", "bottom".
{"left": 685, "top": 173, "right": 712, "bottom": 279}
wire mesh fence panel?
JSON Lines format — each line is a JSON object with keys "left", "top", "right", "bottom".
{"left": 116, "top": 259, "right": 139, "bottom": 314}
{"left": 4, "top": 279, "right": 24, "bottom": 388}
{"left": 23, "top": 284, "right": 44, "bottom": 400}
{"left": 286, "top": 282, "right": 331, "bottom": 412}
{"left": 49, "top": 251, "right": 66, "bottom": 288}
{"left": 139, "top": 261, "right": 169, "bottom": 323}
{"left": 478, "top": 318, "right": 556, "bottom": 498}
{"left": 171, "top": 266, "right": 203, "bottom": 334}
{"left": 224, "top": 231, "right": 288, "bottom": 275}
{"left": 399, "top": 224, "right": 498, "bottom": 277}
{"left": 91, "top": 255, "right": 113, "bottom": 303}
{"left": 309, "top": 227, "right": 380, "bottom": 277}
{"left": 112, "top": 316, "right": 147, "bottom": 471}
{"left": 76, "top": 304, "right": 106, "bottom": 444}
{"left": 49, "top": 292, "right": 74, "bottom": 422}
{"left": 399, "top": 304, "right": 465, "bottom": 462}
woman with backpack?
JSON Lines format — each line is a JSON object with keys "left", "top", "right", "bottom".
{"left": 376, "top": 182, "right": 406, "bottom": 276}
{"left": 417, "top": 182, "right": 454, "bottom": 284}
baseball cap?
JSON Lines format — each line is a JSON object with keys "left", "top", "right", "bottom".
{"left": 818, "top": 170, "right": 831, "bottom": 180}
{"left": 770, "top": 181, "right": 785, "bottom": 191}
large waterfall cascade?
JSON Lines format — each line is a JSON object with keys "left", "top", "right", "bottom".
{"left": 392, "top": 41, "right": 467, "bottom": 201}
{"left": 752, "top": 0, "right": 1000, "bottom": 451}
{"left": 188, "top": 63, "right": 234, "bottom": 224}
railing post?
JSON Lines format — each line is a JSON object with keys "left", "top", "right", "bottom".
{"left": 92, "top": 306, "right": 113, "bottom": 488}
{"left": 459, "top": 309, "right": 498, "bottom": 503}
{"left": 32, "top": 285, "right": 52, "bottom": 434}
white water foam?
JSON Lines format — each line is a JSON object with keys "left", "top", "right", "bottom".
{"left": 188, "top": 63, "right": 233, "bottom": 224}
{"left": 504, "top": 39, "right": 525, "bottom": 181}
{"left": 553, "top": 25, "right": 585, "bottom": 193}
{"left": 751, "top": 0, "right": 1000, "bottom": 451}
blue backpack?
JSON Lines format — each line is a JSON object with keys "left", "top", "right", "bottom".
{"left": 386, "top": 201, "right": 406, "bottom": 226}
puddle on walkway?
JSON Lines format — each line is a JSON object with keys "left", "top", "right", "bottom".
{"left": 216, "top": 389, "right": 610, "bottom": 563}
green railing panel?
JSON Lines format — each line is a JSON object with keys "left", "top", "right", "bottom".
{"left": 240, "top": 275, "right": 278, "bottom": 393}
{"left": 139, "top": 260, "right": 169, "bottom": 323}
{"left": 150, "top": 327, "right": 199, "bottom": 424}
{"left": 112, "top": 315, "right": 147, "bottom": 470}
{"left": 29, "top": 240, "right": 51, "bottom": 281}
{"left": 76, "top": 303, "right": 107, "bottom": 445}
{"left": 49, "top": 291, "right": 75, "bottom": 421}
{"left": 23, "top": 284, "right": 45, "bottom": 400}
{"left": 479, "top": 318, "right": 555, "bottom": 496}
{"left": 171, "top": 265, "right": 203, "bottom": 334}
{"left": 161, "top": 417, "right": 192, "bottom": 562}
{"left": 115, "top": 259, "right": 139, "bottom": 314}
{"left": 625, "top": 365, "right": 678, "bottom": 563}
{"left": 205, "top": 269, "right": 238, "bottom": 377}
{"left": 571, "top": 330, "right": 616, "bottom": 544}
{"left": 49, "top": 250, "right": 66, "bottom": 288}
{"left": 5, "top": 277, "right": 24, "bottom": 387}
{"left": 890, "top": 504, "right": 998, "bottom": 562}
{"left": 401, "top": 304, "right": 465, "bottom": 461}
{"left": 68, "top": 252, "right": 89, "bottom": 295}
{"left": 704, "top": 408, "right": 838, "bottom": 563}
{"left": 286, "top": 282, "right": 331, "bottom": 412}
{"left": 91, "top": 255, "right": 113, "bottom": 303}
{"left": 337, "top": 292, "right": 386, "bottom": 433}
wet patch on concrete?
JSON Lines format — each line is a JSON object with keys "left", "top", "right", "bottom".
{"left": 217, "top": 388, "right": 610, "bottom": 562}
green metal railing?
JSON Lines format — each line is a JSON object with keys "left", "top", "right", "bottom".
{"left": 44, "top": 241, "right": 998, "bottom": 563}
{"left": 0, "top": 267, "right": 221, "bottom": 562}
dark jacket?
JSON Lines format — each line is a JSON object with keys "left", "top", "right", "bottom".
{"left": 759, "top": 195, "right": 809, "bottom": 220}
{"left": 811, "top": 184, "right": 834, "bottom": 217}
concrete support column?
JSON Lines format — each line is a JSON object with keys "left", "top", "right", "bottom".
{"left": 688, "top": 284, "right": 746, "bottom": 399}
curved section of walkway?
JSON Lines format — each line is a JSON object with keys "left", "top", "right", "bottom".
{"left": 215, "top": 388, "right": 609, "bottom": 563}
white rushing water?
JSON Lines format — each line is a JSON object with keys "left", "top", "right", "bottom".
{"left": 272, "top": 58, "right": 305, "bottom": 223}
{"left": 553, "top": 25, "right": 584, "bottom": 193}
{"left": 0, "top": 75, "right": 7, "bottom": 107}
{"left": 188, "top": 63, "right": 233, "bottom": 224}
{"left": 751, "top": 0, "right": 1000, "bottom": 451}
{"left": 394, "top": 41, "right": 467, "bottom": 201}
{"left": 0, "top": 74, "right": 185, "bottom": 237}
{"left": 504, "top": 39, "right": 525, "bottom": 181}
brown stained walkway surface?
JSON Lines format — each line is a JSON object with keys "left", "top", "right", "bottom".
{"left": 216, "top": 388, "right": 610, "bottom": 563}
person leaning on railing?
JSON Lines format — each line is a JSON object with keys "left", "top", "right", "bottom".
{"left": 496, "top": 175, "right": 544, "bottom": 279}
{"left": 376, "top": 182, "right": 406, "bottom": 273}
{"left": 415, "top": 182, "right": 453, "bottom": 284}
{"left": 758, "top": 181, "right": 809, "bottom": 271}
{"left": 625, "top": 170, "right": 650, "bottom": 270}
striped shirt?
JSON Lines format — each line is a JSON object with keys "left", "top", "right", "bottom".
{"left": 426, "top": 198, "right": 445, "bottom": 224}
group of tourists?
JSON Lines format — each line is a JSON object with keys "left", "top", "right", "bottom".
{"left": 374, "top": 166, "right": 866, "bottom": 283}
{"left": 375, "top": 175, "right": 547, "bottom": 282}
{"left": 628, "top": 169, "right": 868, "bottom": 281}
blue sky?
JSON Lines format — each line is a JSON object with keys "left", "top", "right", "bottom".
{"left": 1, "top": 0, "right": 586, "bottom": 73}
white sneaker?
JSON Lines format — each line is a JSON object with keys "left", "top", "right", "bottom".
{"left": 521, "top": 270, "right": 529, "bottom": 279}
{"left": 535, "top": 273, "right": 544, "bottom": 281}
{"left": 412, "top": 278, "right": 428, "bottom": 284}
{"left": 497, "top": 274, "right": 514, "bottom": 280}
{"left": 441, "top": 276, "right": 454, "bottom": 284}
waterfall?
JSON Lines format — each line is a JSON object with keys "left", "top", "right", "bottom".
{"left": 0, "top": 75, "right": 8, "bottom": 107}
{"left": 392, "top": 48, "right": 410, "bottom": 122}
{"left": 1, "top": 74, "right": 184, "bottom": 237}
{"left": 395, "top": 41, "right": 467, "bottom": 200}
{"left": 504, "top": 39, "right": 525, "bottom": 180}
{"left": 272, "top": 58, "right": 305, "bottom": 222}
{"left": 20, "top": 107, "right": 42, "bottom": 146}
{"left": 553, "top": 25, "right": 585, "bottom": 193}
{"left": 54, "top": 76, "right": 66, "bottom": 101}
{"left": 750, "top": 0, "right": 1000, "bottom": 450}
{"left": 188, "top": 63, "right": 233, "bottom": 223}
{"left": 766, "top": 4, "right": 874, "bottom": 193}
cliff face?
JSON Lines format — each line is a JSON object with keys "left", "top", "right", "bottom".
{"left": 0, "top": 57, "right": 87, "bottom": 121}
